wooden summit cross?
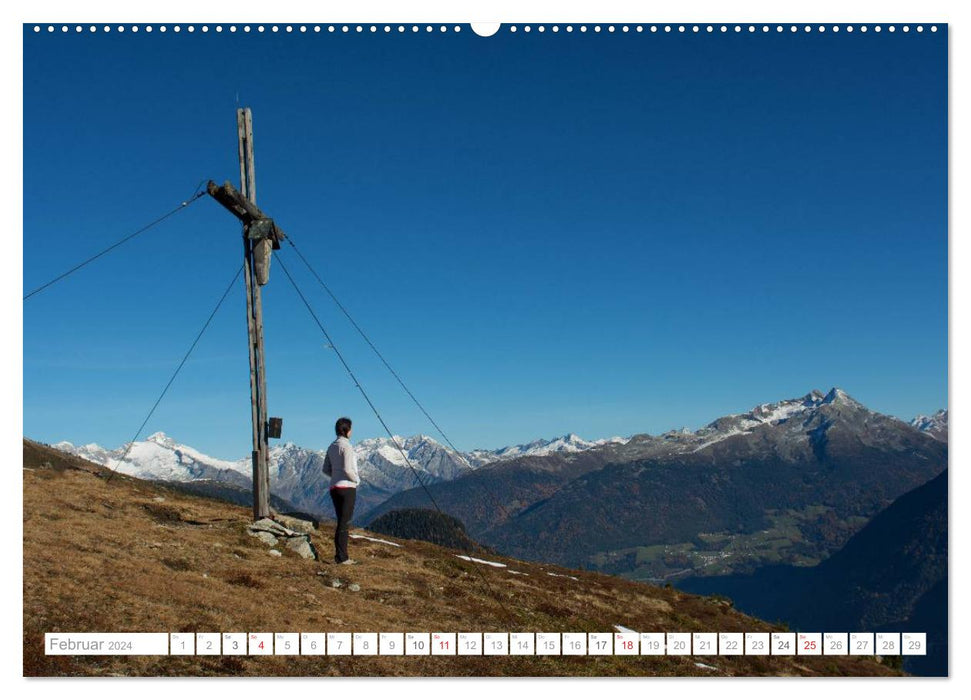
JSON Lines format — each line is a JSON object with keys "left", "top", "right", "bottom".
{"left": 207, "top": 108, "right": 285, "bottom": 520}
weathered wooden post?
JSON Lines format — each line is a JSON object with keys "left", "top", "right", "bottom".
{"left": 206, "top": 109, "right": 286, "bottom": 520}
{"left": 237, "top": 108, "right": 271, "bottom": 520}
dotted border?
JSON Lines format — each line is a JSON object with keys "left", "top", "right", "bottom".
{"left": 30, "top": 24, "right": 941, "bottom": 35}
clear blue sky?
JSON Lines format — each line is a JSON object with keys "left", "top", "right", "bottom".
{"left": 23, "top": 26, "right": 947, "bottom": 458}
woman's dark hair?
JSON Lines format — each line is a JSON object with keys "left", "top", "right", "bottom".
{"left": 335, "top": 417, "right": 352, "bottom": 437}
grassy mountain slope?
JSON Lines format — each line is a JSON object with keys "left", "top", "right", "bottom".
{"left": 23, "top": 438, "right": 897, "bottom": 677}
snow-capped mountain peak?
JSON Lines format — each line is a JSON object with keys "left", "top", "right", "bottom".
{"left": 684, "top": 387, "right": 877, "bottom": 454}
{"left": 911, "top": 409, "right": 948, "bottom": 442}
{"left": 466, "top": 432, "right": 631, "bottom": 466}
{"left": 53, "top": 434, "right": 248, "bottom": 483}
{"left": 805, "top": 388, "right": 826, "bottom": 402}
{"left": 822, "top": 387, "right": 859, "bottom": 407}
{"left": 146, "top": 431, "right": 178, "bottom": 448}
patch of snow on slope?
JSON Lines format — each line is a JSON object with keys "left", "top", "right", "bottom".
{"left": 349, "top": 534, "right": 402, "bottom": 548}
{"left": 455, "top": 555, "right": 507, "bottom": 568}
{"left": 546, "top": 571, "right": 579, "bottom": 581}
{"left": 691, "top": 427, "right": 749, "bottom": 453}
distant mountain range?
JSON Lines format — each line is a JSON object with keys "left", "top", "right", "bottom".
{"left": 52, "top": 389, "right": 946, "bottom": 576}
{"left": 52, "top": 430, "right": 628, "bottom": 517}
{"left": 364, "top": 389, "right": 947, "bottom": 581}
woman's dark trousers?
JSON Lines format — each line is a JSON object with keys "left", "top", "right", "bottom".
{"left": 330, "top": 488, "right": 356, "bottom": 563}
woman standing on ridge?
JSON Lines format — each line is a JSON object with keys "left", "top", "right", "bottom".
{"left": 322, "top": 416, "right": 361, "bottom": 565}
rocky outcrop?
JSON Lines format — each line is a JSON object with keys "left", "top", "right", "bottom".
{"left": 247, "top": 518, "right": 318, "bottom": 560}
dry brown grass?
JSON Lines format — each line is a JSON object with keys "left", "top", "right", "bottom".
{"left": 22, "top": 438, "right": 900, "bottom": 677}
